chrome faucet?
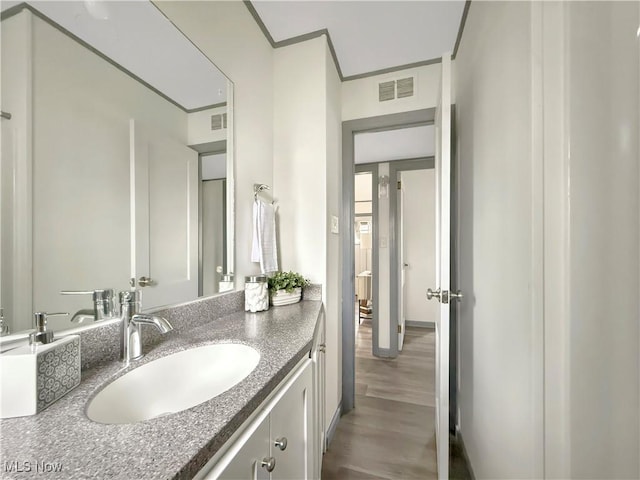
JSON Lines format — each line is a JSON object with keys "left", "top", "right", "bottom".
{"left": 119, "top": 290, "right": 173, "bottom": 365}
{"left": 60, "top": 289, "right": 116, "bottom": 323}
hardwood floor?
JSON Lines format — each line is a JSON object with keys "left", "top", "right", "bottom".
{"left": 322, "top": 321, "right": 438, "bottom": 480}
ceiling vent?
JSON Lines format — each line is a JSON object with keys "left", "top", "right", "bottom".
{"left": 397, "top": 77, "right": 414, "bottom": 98}
{"left": 378, "top": 76, "right": 416, "bottom": 102}
{"left": 378, "top": 80, "right": 396, "bottom": 102}
{"left": 210, "top": 113, "right": 228, "bottom": 131}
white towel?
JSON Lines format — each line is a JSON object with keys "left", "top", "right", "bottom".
{"left": 251, "top": 199, "right": 278, "bottom": 274}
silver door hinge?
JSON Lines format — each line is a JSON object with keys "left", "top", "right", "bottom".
{"left": 397, "top": 181, "right": 402, "bottom": 189}
{"left": 397, "top": 324, "right": 402, "bottom": 333}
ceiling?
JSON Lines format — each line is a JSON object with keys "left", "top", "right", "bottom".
{"left": 251, "top": 0, "right": 467, "bottom": 79}
{"left": 1, "top": 1, "right": 228, "bottom": 111}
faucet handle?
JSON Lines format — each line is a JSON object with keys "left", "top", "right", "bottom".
{"left": 60, "top": 289, "right": 114, "bottom": 301}
{"left": 119, "top": 290, "right": 142, "bottom": 304}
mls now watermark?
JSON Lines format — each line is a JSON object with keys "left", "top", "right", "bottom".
{"left": 3, "top": 461, "right": 63, "bottom": 473}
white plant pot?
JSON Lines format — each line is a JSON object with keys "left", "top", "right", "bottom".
{"left": 271, "top": 287, "right": 302, "bottom": 306}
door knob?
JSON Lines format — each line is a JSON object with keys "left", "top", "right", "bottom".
{"left": 261, "top": 457, "right": 276, "bottom": 472}
{"left": 138, "top": 276, "right": 154, "bottom": 287}
{"left": 426, "top": 288, "right": 441, "bottom": 301}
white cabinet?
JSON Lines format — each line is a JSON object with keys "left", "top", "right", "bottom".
{"left": 215, "top": 415, "right": 271, "bottom": 480}
{"left": 311, "top": 310, "right": 326, "bottom": 478}
{"left": 269, "top": 364, "right": 311, "bottom": 480}
{"left": 201, "top": 358, "right": 314, "bottom": 480}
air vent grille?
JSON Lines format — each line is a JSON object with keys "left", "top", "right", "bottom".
{"left": 210, "top": 113, "right": 228, "bottom": 131}
{"left": 379, "top": 81, "right": 395, "bottom": 102}
{"left": 397, "top": 77, "right": 414, "bottom": 98}
{"left": 378, "top": 76, "right": 416, "bottom": 102}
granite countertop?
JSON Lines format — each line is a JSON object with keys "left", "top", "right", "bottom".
{"left": 0, "top": 299, "right": 322, "bottom": 479}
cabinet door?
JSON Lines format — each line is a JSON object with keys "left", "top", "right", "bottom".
{"left": 270, "top": 360, "right": 313, "bottom": 480}
{"left": 311, "top": 312, "right": 326, "bottom": 480}
{"left": 215, "top": 413, "right": 271, "bottom": 480}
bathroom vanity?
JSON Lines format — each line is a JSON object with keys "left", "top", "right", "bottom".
{"left": 0, "top": 294, "right": 325, "bottom": 479}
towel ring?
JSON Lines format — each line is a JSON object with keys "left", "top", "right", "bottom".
{"left": 254, "top": 184, "right": 274, "bottom": 204}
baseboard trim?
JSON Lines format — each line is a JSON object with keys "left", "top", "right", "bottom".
{"left": 456, "top": 428, "right": 476, "bottom": 480}
{"left": 406, "top": 320, "right": 435, "bottom": 329}
{"left": 374, "top": 347, "right": 395, "bottom": 358}
{"left": 326, "top": 405, "right": 342, "bottom": 450}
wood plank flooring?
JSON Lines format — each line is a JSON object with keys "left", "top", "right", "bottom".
{"left": 322, "top": 322, "right": 438, "bottom": 480}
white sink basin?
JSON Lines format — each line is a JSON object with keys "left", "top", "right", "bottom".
{"left": 86, "top": 344, "right": 260, "bottom": 424}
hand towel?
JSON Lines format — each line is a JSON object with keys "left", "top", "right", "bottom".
{"left": 251, "top": 199, "right": 278, "bottom": 273}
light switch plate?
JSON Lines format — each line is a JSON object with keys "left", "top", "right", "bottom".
{"left": 331, "top": 215, "right": 339, "bottom": 234}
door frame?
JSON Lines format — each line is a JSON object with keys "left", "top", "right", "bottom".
{"left": 354, "top": 163, "right": 379, "bottom": 355}
{"left": 389, "top": 158, "right": 434, "bottom": 356}
{"left": 341, "top": 108, "right": 436, "bottom": 414}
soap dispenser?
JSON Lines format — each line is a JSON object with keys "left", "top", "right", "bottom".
{"left": 0, "top": 312, "right": 81, "bottom": 419}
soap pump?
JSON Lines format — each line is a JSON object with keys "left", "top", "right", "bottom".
{"left": 29, "top": 312, "right": 66, "bottom": 346}
{"left": 0, "top": 312, "right": 82, "bottom": 419}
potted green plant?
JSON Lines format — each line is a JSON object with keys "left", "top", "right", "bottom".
{"left": 268, "top": 271, "right": 309, "bottom": 306}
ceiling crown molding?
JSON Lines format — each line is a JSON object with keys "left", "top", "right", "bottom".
{"left": 243, "top": 1, "right": 343, "bottom": 80}
{"left": 244, "top": 0, "right": 471, "bottom": 83}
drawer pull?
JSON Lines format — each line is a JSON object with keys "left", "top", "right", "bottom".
{"left": 261, "top": 457, "right": 276, "bottom": 472}
{"left": 274, "top": 437, "right": 288, "bottom": 451}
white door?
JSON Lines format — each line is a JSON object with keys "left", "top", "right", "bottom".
{"left": 431, "top": 53, "right": 452, "bottom": 480}
{"left": 397, "top": 174, "right": 406, "bottom": 350}
{"left": 130, "top": 120, "right": 198, "bottom": 309}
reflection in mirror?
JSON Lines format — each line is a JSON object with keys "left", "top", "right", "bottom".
{"left": 200, "top": 152, "right": 232, "bottom": 297}
{"left": 0, "top": 1, "right": 234, "bottom": 337}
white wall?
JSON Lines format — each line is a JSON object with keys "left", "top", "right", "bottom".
{"left": 187, "top": 105, "right": 227, "bottom": 146}
{"left": 157, "top": 1, "right": 274, "bottom": 284}
{"left": 401, "top": 169, "right": 436, "bottom": 324}
{"left": 273, "top": 35, "right": 342, "bottom": 432}
{"left": 354, "top": 125, "right": 434, "bottom": 164}
{"left": 201, "top": 153, "right": 227, "bottom": 180}
{"left": 273, "top": 37, "right": 327, "bottom": 281}
{"left": 455, "top": 2, "right": 541, "bottom": 478}
{"left": 456, "top": 2, "right": 640, "bottom": 478}
{"left": 561, "top": 2, "right": 639, "bottom": 477}
{"left": 342, "top": 63, "right": 447, "bottom": 121}
{"left": 325, "top": 40, "right": 343, "bottom": 431}
{"left": 342, "top": 62, "right": 455, "bottom": 121}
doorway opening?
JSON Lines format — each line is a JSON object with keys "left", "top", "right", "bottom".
{"left": 341, "top": 108, "right": 436, "bottom": 414}
{"left": 353, "top": 165, "right": 379, "bottom": 355}
{"left": 390, "top": 159, "right": 436, "bottom": 356}
{"left": 198, "top": 150, "right": 230, "bottom": 297}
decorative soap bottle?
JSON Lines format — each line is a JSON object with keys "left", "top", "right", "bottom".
{"left": 0, "top": 312, "right": 81, "bottom": 419}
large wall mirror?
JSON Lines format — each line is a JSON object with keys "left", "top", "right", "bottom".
{"left": 1, "top": 1, "right": 235, "bottom": 335}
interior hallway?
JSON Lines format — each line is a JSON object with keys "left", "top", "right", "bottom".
{"left": 321, "top": 322, "right": 438, "bottom": 479}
